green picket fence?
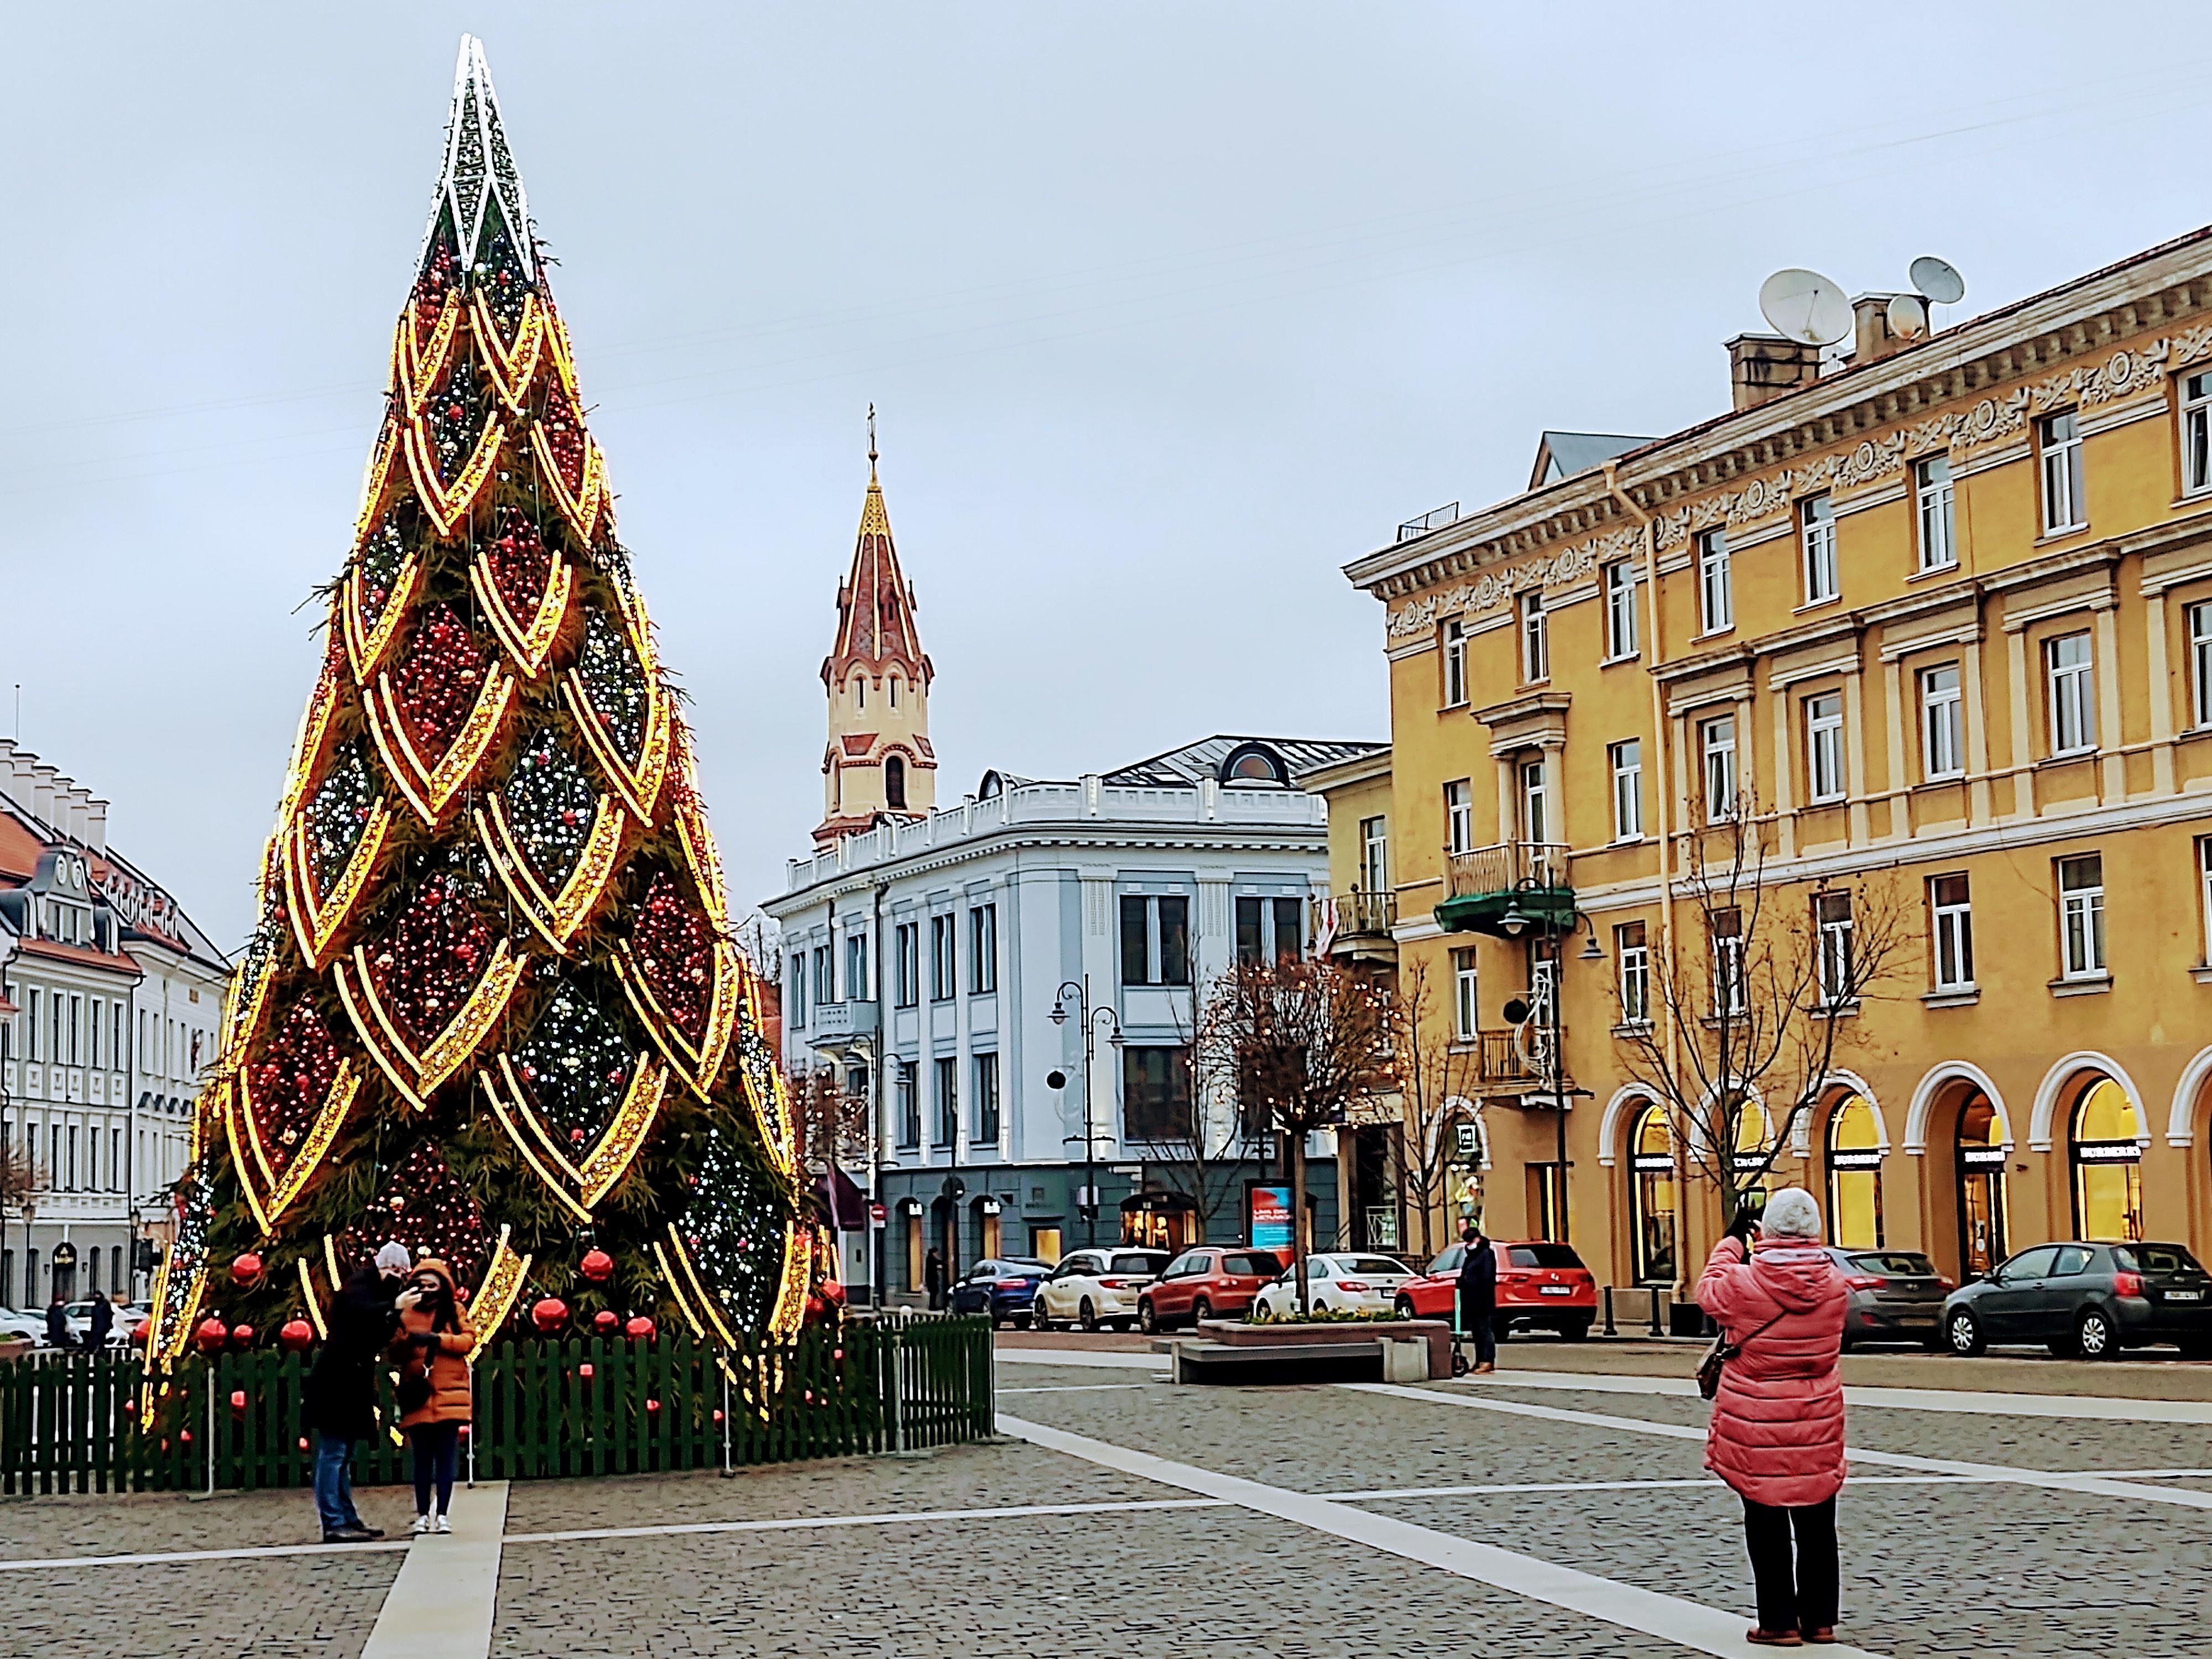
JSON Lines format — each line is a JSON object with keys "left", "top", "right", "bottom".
{"left": 0, "top": 1317, "right": 994, "bottom": 1498}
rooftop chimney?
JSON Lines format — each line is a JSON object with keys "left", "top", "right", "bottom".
{"left": 29, "top": 763, "right": 59, "bottom": 830}
{"left": 1726, "top": 333, "right": 1823, "bottom": 412}
{"left": 84, "top": 797, "right": 108, "bottom": 854}
{"left": 1850, "top": 293, "right": 1914, "bottom": 367}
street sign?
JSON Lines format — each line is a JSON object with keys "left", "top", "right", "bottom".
{"left": 1454, "top": 1121, "right": 1480, "bottom": 1161}
{"left": 869, "top": 1201, "right": 888, "bottom": 1224}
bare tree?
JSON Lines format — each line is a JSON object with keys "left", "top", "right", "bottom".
{"left": 1613, "top": 802, "right": 1911, "bottom": 1227}
{"left": 1388, "top": 956, "right": 1486, "bottom": 1261}
{"left": 1201, "top": 957, "right": 1391, "bottom": 1316}
{"left": 788, "top": 1063, "right": 870, "bottom": 1175}
{"left": 1128, "top": 988, "right": 1259, "bottom": 1244}
{"left": 0, "top": 1141, "right": 37, "bottom": 1216}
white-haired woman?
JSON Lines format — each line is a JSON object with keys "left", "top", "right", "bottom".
{"left": 1697, "top": 1187, "right": 1848, "bottom": 1648}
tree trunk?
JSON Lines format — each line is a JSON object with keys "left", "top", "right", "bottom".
{"left": 1290, "top": 1129, "right": 1310, "bottom": 1318}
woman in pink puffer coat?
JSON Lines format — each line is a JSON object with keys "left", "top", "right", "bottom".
{"left": 1697, "top": 1187, "right": 1847, "bottom": 1648}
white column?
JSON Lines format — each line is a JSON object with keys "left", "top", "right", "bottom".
{"left": 2004, "top": 625, "right": 2034, "bottom": 820}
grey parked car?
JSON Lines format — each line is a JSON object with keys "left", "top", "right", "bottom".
{"left": 1941, "top": 1241, "right": 2212, "bottom": 1359}
{"left": 1827, "top": 1248, "right": 1949, "bottom": 1349}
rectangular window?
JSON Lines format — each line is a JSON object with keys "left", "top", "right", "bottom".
{"left": 2040, "top": 411, "right": 2086, "bottom": 533}
{"left": 1800, "top": 494, "right": 1838, "bottom": 604}
{"left": 844, "top": 933, "right": 869, "bottom": 1004}
{"left": 1815, "top": 890, "right": 1854, "bottom": 1006}
{"left": 1616, "top": 921, "right": 1650, "bottom": 1025}
{"left": 25, "top": 990, "right": 37, "bottom": 1062}
{"left": 1609, "top": 740, "right": 1643, "bottom": 841}
{"left": 2200, "top": 839, "right": 2212, "bottom": 967}
{"left": 1520, "top": 590, "right": 1549, "bottom": 682}
{"left": 1698, "top": 529, "right": 1733, "bottom": 633}
{"left": 1122, "top": 1044, "right": 1194, "bottom": 1141}
{"left": 968, "top": 905, "right": 998, "bottom": 994}
{"left": 1711, "top": 907, "right": 1746, "bottom": 1016}
{"left": 68, "top": 996, "right": 81, "bottom": 1065}
{"left": 1234, "top": 896, "right": 1306, "bottom": 965}
{"left": 1443, "top": 779, "right": 1474, "bottom": 855}
{"left": 2186, "top": 371, "right": 2212, "bottom": 495}
{"left": 2047, "top": 631, "right": 2095, "bottom": 755}
{"left": 1916, "top": 454, "right": 1957, "bottom": 570}
{"left": 1921, "top": 664, "right": 1964, "bottom": 779}
{"left": 1442, "top": 618, "right": 1468, "bottom": 707}
{"left": 1804, "top": 692, "right": 1845, "bottom": 803}
{"left": 812, "top": 945, "right": 832, "bottom": 1008}
{"left": 1359, "top": 816, "right": 1389, "bottom": 893}
{"left": 1931, "top": 873, "right": 1974, "bottom": 991}
{"left": 1519, "top": 757, "right": 1549, "bottom": 844}
{"left": 894, "top": 922, "right": 920, "bottom": 1008}
{"left": 972, "top": 1052, "right": 1001, "bottom": 1145}
{"left": 1700, "top": 715, "right": 1739, "bottom": 823}
{"left": 1120, "top": 894, "right": 1193, "bottom": 987}
{"left": 930, "top": 915, "right": 956, "bottom": 1001}
{"left": 932, "top": 1056, "right": 958, "bottom": 1146}
{"left": 896, "top": 1060, "right": 920, "bottom": 1148}
{"left": 1604, "top": 561, "right": 1639, "bottom": 659}
{"left": 2058, "top": 854, "right": 2106, "bottom": 980}
{"left": 2190, "top": 601, "right": 2212, "bottom": 730}
{"left": 1451, "top": 947, "right": 1478, "bottom": 1042}
{"left": 88, "top": 999, "right": 101, "bottom": 1070}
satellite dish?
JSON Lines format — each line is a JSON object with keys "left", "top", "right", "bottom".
{"left": 1759, "top": 268, "right": 1853, "bottom": 347}
{"left": 1886, "top": 293, "right": 1929, "bottom": 341}
{"left": 1909, "top": 255, "right": 1965, "bottom": 306}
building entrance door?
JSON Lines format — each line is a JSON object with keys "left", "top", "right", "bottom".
{"left": 1953, "top": 1089, "right": 2008, "bottom": 1279}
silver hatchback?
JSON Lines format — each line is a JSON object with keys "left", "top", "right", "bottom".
{"left": 1825, "top": 1248, "right": 1950, "bottom": 1348}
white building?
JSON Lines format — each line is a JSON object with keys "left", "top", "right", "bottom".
{"left": 0, "top": 740, "right": 231, "bottom": 1309}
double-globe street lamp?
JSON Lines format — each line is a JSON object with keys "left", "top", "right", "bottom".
{"left": 1488, "top": 881, "right": 1604, "bottom": 1245}
{"left": 1049, "top": 977, "right": 1122, "bottom": 1249}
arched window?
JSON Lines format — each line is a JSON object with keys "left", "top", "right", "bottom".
{"left": 1729, "top": 1099, "right": 1774, "bottom": 1210}
{"left": 889, "top": 675, "right": 901, "bottom": 709}
{"left": 853, "top": 676, "right": 867, "bottom": 710}
{"left": 885, "top": 755, "right": 907, "bottom": 811}
{"left": 1627, "top": 1104, "right": 1677, "bottom": 1285}
{"left": 1220, "top": 743, "right": 1287, "bottom": 784}
{"left": 1825, "top": 1094, "right": 1884, "bottom": 1249}
{"left": 2070, "top": 1077, "right": 2143, "bottom": 1241}
{"left": 1955, "top": 1089, "right": 2008, "bottom": 1276}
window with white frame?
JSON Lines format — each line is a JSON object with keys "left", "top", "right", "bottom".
{"left": 1359, "top": 816, "right": 1389, "bottom": 892}
{"left": 1615, "top": 920, "right": 1650, "bottom": 1025}
{"left": 968, "top": 904, "right": 998, "bottom": 994}
{"left": 1710, "top": 907, "right": 1746, "bottom": 1015}
{"left": 1520, "top": 590, "right": 1549, "bottom": 682}
{"left": 1801, "top": 494, "right": 1838, "bottom": 604}
{"left": 1609, "top": 739, "right": 1644, "bottom": 841}
{"left": 2185, "top": 372, "right": 2212, "bottom": 495}
{"left": 2047, "top": 630, "right": 2095, "bottom": 755}
{"left": 1804, "top": 692, "right": 1845, "bottom": 803}
{"left": 1442, "top": 618, "right": 1468, "bottom": 707}
{"left": 1921, "top": 663, "right": 1964, "bottom": 779}
{"left": 1451, "top": 947, "right": 1478, "bottom": 1041}
{"left": 1519, "top": 757, "right": 1549, "bottom": 844}
{"left": 2190, "top": 600, "right": 2212, "bottom": 729}
{"left": 929, "top": 915, "right": 956, "bottom": 1000}
{"left": 972, "top": 1052, "right": 1001, "bottom": 1145}
{"left": 1444, "top": 779, "right": 1474, "bottom": 854}
{"left": 2057, "top": 853, "right": 2106, "bottom": 980}
{"left": 1916, "top": 453, "right": 1957, "bottom": 571}
{"left": 2040, "top": 411, "right": 2086, "bottom": 533}
{"left": 1698, "top": 529, "right": 1733, "bottom": 633}
{"left": 1119, "top": 894, "right": 1192, "bottom": 987}
{"left": 1814, "top": 890, "right": 1854, "bottom": 1006}
{"left": 787, "top": 955, "right": 806, "bottom": 1026}
{"left": 1700, "top": 714, "right": 1739, "bottom": 822}
{"left": 1604, "top": 560, "right": 1639, "bottom": 659}
{"left": 894, "top": 922, "right": 920, "bottom": 1008}
{"left": 2199, "top": 838, "right": 2212, "bottom": 965}
{"left": 1930, "top": 873, "right": 1974, "bottom": 991}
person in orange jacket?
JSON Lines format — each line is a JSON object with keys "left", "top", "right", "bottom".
{"left": 391, "top": 1258, "right": 476, "bottom": 1535}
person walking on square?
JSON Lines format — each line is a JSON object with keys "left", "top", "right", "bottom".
{"left": 306, "top": 1241, "right": 414, "bottom": 1543}
{"left": 393, "top": 1258, "right": 476, "bottom": 1536}
{"left": 45, "top": 1293, "right": 70, "bottom": 1352}
{"left": 85, "top": 1290, "right": 113, "bottom": 1352}
{"left": 1697, "top": 1187, "right": 1848, "bottom": 1648}
{"left": 1457, "top": 1226, "right": 1497, "bottom": 1374}
{"left": 924, "top": 1246, "right": 947, "bottom": 1312}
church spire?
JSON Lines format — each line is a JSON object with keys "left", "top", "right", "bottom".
{"left": 815, "top": 413, "right": 934, "bottom": 848}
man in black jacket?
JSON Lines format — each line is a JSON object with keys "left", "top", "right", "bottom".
{"left": 306, "top": 1241, "right": 418, "bottom": 1543}
{"left": 1457, "top": 1227, "right": 1498, "bottom": 1374}
{"left": 86, "top": 1293, "right": 113, "bottom": 1352}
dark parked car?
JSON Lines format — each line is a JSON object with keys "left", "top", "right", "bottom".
{"left": 949, "top": 1259, "right": 1052, "bottom": 1327}
{"left": 1825, "top": 1248, "right": 1952, "bottom": 1349}
{"left": 1941, "top": 1241, "right": 2212, "bottom": 1359}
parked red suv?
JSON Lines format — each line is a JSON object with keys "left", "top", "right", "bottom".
{"left": 1137, "top": 1246, "right": 1285, "bottom": 1332}
{"left": 1396, "top": 1240, "right": 1597, "bottom": 1340}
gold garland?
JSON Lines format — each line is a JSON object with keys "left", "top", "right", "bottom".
{"left": 528, "top": 421, "right": 607, "bottom": 546}
{"left": 467, "top": 1227, "right": 532, "bottom": 1361}
{"left": 474, "top": 795, "right": 625, "bottom": 954}
{"left": 613, "top": 937, "right": 738, "bottom": 1101}
{"left": 395, "top": 288, "right": 463, "bottom": 416}
{"left": 403, "top": 412, "right": 508, "bottom": 538}
{"left": 233, "top": 1059, "right": 362, "bottom": 1232}
{"left": 336, "top": 940, "right": 527, "bottom": 1113}
{"left": 343, "top": 551, "right": 424, "bottom": 683}
{"left": 478, "top": 1073, "right": 593, "bottom": 1223}
{"left": 283, "top": 797, "right": 392, "bottom": 968}
{"left": 482, "top": 1051, "right": 667, "bottom": 1212}
{"left": 467, "top": 547, "right": 573, "bottom": 680}
{"left": 366, "top": 659, "right": 516, "bottom": 827}
{"left": 470, "top": 290, "right": 548, "bottom": 412}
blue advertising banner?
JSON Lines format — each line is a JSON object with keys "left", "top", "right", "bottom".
{"left": 1248, "top": 1184, "right": 1293, "bottom": 1251}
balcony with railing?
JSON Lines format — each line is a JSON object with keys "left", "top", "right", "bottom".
{"left": 1470, "top": 1028, "right": 1571, "bottom": 1093}
{"left": 1313, "top": 889, "right": 1397, "bottom": 959}
{"left": 1436, "top": 840, "right": 1574, "bottom": 937}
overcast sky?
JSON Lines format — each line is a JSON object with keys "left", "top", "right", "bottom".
{"left": 7, "top": 4, "right": 2212, "bottom": 952}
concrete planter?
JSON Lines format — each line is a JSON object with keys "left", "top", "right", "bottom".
{"left": 1158, "top": 1317, "right": 1455, "bottom": 1381}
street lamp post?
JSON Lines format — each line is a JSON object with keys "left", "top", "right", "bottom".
{"left": 1050, "top": 977, "right": 1122, "bottom": 1249}
{"left": 1496, "top": 884, "right": 1603, "bottom": 1245}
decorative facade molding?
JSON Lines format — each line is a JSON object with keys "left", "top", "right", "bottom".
{"left": 1385, "top": 525, "right": 1639, "bottom": 640}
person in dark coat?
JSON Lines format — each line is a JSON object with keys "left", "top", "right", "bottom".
{"left": 1457, "top": 1228, "right": 1499, "bottom": 1374}
{"left": 306, "top": 1241, "right": 417, "bottom": 1543}
{"left": 45, "top": 1295, "right": 70, "bottom": 1351}
{"left": 85, "top": 1293, "right": 113, "bottom": 1351}
{"left": 924, "top": 1248, "right": 947, "bottom": 1312}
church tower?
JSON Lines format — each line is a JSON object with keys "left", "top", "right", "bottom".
{"left": 815, "top": 413, "right": 935, "bottom": 848}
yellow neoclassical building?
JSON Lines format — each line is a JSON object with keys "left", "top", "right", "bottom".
{"left": 1333, "top": 226, "right": 2212, "bottom": 1296}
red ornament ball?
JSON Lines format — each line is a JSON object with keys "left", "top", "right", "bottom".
{"left": 129, "top": 1319, "right": 152, "bottom": 1347}
{"left": 530, "top": 1296, "right": 569, "bottom": 1334}
{"left": 278, "top": 1319, "right": 316, "bottom": 1354}
{"left": 645, "top": 1397, "right": 661, "bottom": 1413}
{"left": 579, "top": 1248, "right": 614, "bottom": 1284}
{"left": 230, "top": 1251, "right": 265, "bottom": 1289}
{"left": 578, "top": 1363, "right": 594, "bottom": 1380}
{"left": 230, "top": 1323, "right": 256, "bottom": 1350}
{"left": 624, "top": 1315, "right": 655, "bottom": 1342}
{"left": 821, "top": 1280, "right": 848, "bottom": 1306}
{"left": 194, "top": 1317, "right": 228, "bottom": 1354}
{"left": 592, "top": 1309, "right": 620, "bottom": 1336}
{"left": 455, "top": 1284, "right": 469, "bottom": 1305}
{"left": 229, "top": 1390, "right": 248, "bottom": 1412}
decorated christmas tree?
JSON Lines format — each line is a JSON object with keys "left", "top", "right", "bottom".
{"left": 144, "top": 37, "right": 805, "bottom": 1369}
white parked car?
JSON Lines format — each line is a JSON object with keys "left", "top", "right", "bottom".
{"left": 0, "top": 1308, "right": 50, "bottom": 1347}
{"left": 1251, "top": 1254, "right": 1416, "bottom": 1319}
{"left": 1032, "top": 1248, "right": 1171, "bottom": 1332}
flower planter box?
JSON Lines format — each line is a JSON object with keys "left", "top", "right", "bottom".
{"left": 1152, "top": 1318, "right": 1455, "bottom": 1383}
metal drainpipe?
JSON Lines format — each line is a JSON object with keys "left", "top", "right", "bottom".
{"left": 871, "top": 880, "right": 889, "bottom": 1310}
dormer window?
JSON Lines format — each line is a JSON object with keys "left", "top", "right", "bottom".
{"left": 1220, "top": 743, "right": 1288, "bottom": 785}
